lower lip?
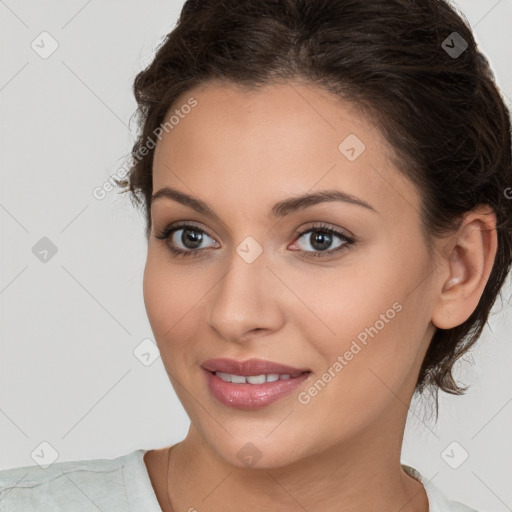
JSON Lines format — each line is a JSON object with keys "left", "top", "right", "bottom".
{"left": 204, "top": 369, "right": 311, "bottom": 410}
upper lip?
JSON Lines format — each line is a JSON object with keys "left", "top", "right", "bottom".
{"left": 201, "top": 358, "right": 311, "bottom": 376}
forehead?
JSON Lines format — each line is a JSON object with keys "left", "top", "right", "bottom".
{"left": 151, "top": 80, "right": 421, "bottom": 222}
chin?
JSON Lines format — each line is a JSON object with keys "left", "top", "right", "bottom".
{"left": 206, "top": 435, "right": 306, "bottom": 470}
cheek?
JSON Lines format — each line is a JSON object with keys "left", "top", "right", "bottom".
{"left": 283, "top": 255, "right": 401, "bottom": 340}
{"left": 290, "top": 245, "right": 426, "bottom": 365}
{"left": 293, "top": 292, "right": 420, "bottom": 440}
{"left": 142, "top": 251, "right": 203, "bottom": 352}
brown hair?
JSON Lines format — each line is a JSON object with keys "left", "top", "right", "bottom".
{"left": 116, "top": 0, "right": 512, "bottom": 417}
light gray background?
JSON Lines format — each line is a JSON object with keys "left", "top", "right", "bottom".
{"left": 1, "top": 1, "right": 511, "bottom": 510}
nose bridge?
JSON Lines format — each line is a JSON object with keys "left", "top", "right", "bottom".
{"left": 206, "top": 237, "right": 284, "bottom": 340}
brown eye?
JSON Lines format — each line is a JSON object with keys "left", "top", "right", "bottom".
{"left": 290, "top": 223, "right": 355, "bottom": 259}
{"left": 155, "top": 223, "right": 219, "bottom": 258}
{"left": 178, "top": 227, "right": 204, "bottom": 249}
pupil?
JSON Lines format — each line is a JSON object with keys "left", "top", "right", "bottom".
{"left": 311, "top": 231, "right": 331, "bottom": 251}
{"left": 182, "top": 228, "right": 203, "bottom": 248}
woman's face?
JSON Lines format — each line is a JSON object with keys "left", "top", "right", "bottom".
{"left": 144, "top": 80, "right": 439, "bottom": 468}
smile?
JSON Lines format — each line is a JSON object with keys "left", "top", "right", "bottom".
{"left": 214, "top": 371, "right": 302, "bottom": 384}
{"left": 203, "top": 368, "right": 311, "bottom": 410}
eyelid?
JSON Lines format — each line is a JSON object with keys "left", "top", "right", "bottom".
{"left": 157, "top": 220, "right": 216, "bottom": 239}
{"left": 156, "top": 221, "right": 219, "bottom": 246}
{"left": 292, "top": 221, "right": 355, "bottom": 242}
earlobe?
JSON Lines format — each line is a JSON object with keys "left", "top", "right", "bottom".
{"left": 431, "top": 206, "right": 497, "bottom": 330}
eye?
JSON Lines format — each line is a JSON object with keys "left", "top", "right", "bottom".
{"left": 155, "top": 223, "right": 219, "bottom": 258}
{"left": 155, "top": 221, "right": 355, "bottom": 259}
{"left": 289, "top": 222, "right": 355, "bottom": 259}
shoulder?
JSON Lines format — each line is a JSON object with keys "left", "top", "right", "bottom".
{"left": 448, "top": 503, "right": 480, "bottom": 512}
{"left": 401, "top": 464, "right": 479, "bottom": 512}
{"left": 0, "top": 449, "right": 147, "bottom": 512}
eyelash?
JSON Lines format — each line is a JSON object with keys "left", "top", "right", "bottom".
{"left": 155, "top": 222, "right": 355, "bottom": 260}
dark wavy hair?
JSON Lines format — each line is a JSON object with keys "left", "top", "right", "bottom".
{"left": 116, "top": 0, "right": 512, "bottom": 418}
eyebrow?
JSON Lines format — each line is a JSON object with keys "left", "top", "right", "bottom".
{"left": 150, "top": 186, "right": 377, "bottom": 220}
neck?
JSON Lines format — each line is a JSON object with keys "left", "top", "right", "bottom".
{"left": 167, "top": 402, "right": 429, "bottom": 512}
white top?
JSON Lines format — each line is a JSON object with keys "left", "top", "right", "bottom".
{"left": 0, "top": 449, "right": 478, "bottom": 511}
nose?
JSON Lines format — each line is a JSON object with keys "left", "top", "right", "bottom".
{"left": 206, "top": 247, "right": 286, "bottom": 344}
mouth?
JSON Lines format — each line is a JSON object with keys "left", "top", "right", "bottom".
{"left": 201, "top": 358, "right": 312, "bottom": 410}
{"left": 207, "top": 371, "right": 306, "bottom": 384}
{"left": 201, "top": 357, "right": 311, "bottom": 376}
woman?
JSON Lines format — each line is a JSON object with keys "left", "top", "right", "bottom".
{"left": 1, "top": 0, "right": 511, "bottom": 510}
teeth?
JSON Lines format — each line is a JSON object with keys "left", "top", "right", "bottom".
{"left": 247, "top": 374, "right": 266, "bottom": 384}
{"left": 214, "top": 372, "right": 299, "bottom": 384}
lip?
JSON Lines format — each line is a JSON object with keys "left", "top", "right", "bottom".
{"left": 201, "top": 358, "right": 312, "bottom": 410}
{"left": 203, "top": 368, "right": 311, "bottom": 410}
{"left": 201, "top": 358, "right": 310, "bottom": 376}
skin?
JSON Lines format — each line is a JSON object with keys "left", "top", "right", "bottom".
{"left": 142, "top": 80, "right": 497, "bottom": 512}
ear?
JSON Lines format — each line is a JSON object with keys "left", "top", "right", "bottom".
{"left": 431, "top": 205, "right": 498, "bottom": 330}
